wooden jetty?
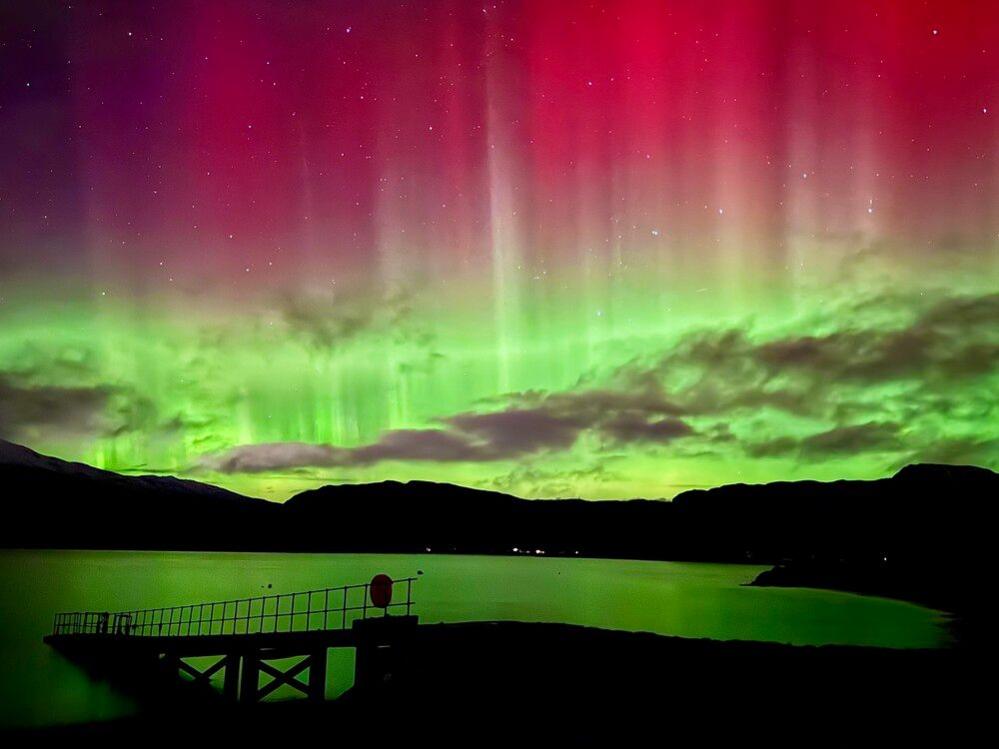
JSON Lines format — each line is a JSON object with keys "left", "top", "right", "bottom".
{"left": 44, "top": 577, "right": 418, "bottom": 703}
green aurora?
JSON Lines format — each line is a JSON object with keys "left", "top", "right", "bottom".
{"left": 2, "top": 251, "right": 996, "bottom": 500}
{"left": 2, "top": 1, "right": 997, "bottom": 499}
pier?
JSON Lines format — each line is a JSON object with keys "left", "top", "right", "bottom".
{"left": 44, "top": 577, "right": 418, "bottom": 703}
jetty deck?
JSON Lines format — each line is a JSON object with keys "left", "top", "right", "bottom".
{"left": 44, "top": 577, "right": 419, "bottom": 703}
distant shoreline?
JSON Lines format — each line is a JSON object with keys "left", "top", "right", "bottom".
{"left": 747, "top": 563, "right": 978, "bottom": 647}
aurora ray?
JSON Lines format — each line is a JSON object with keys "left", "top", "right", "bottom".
{"left": 1, "top": 0, "right": 996, "bottom": 499}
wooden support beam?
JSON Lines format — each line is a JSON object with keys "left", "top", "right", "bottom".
{"left": 175, "top": 655, "right": 228, "bottom": 684}
{"left": 309, "top": 648, "right": 327, "bottom": 702}
{"left": 222, "top": 653, "right": 239, "bottom": 702}
{"left": 176, "top": 658, "right": 205, "bottom": 681}
{"left": 239, "top": 653, "right": 259, "bottom": 703}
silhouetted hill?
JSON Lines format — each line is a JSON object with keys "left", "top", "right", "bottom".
{"left": 3, "top": 441, "right": 997, "bottom": 611}
{"left": 668, "top": 462, "right": 998, "bottom": 563}
{"left": 282, "top": 480, "right": 673, "bottom": 556}
{"left": 0, "top": 440, "right": 283, "bottom": 550}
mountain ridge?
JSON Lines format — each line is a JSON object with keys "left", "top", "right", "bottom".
{"left": 2, "top": 439, "right": 996, "bottom": 567}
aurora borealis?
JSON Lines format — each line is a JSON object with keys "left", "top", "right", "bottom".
{"left": 1, "top": 0, "right": 997, "bottom": 500}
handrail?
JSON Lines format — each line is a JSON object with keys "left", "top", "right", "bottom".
{"left": 51, "top": 577, "right": 417, "bottom": 638}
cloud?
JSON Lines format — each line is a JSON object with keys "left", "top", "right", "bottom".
{"left": 445, "top": 409, "right": 585, "bottom": 455}
{"left": 744, "top": 436, "right": 800, "bottom": 459}
{"left": 199, "top": 290, "right": 998, "bottom": 476}
{"left": 606, "top": 292, "right": 998, "bottom": 458}
{"left": 349, "top": 429, "right": 487, "bottom": 464}
{"left": 600, "top": 415, "right": 694, "bottom": 443}
{"left": 202, "top": 393, "right": 697, "bottom": 474}
{"left": 200, "top": 442, "right": 341, "bottom": 473}
{"left": 800, "top": 422, "right": 902, "bottom": 456}
{"left": 751, "top": 293, "right": 999, "bottom": 384}
{"left": 0, "top": 365, "right": 173, "bottom": 444}
{"left": 487, "top": 462, "right": 624, "bottom": 498}
{"left": 272, "top": 285, "right": 440, "bottom": 356}
{"left": 0, "top": 376, "right": 112, "bottom": 440}
{"left": 903, "top": 436, "right": 999, "bottom": 467}
{"left": 613, "top": 291, "right": 998, "bottom": 464}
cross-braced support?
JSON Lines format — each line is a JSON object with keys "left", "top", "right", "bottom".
{"left": 165, "top": 652, "right": 241, "bottom": 700}
{"left": 239, "top": 650, "right": 326, "bottom": 703}
{"left": 168, "top": 648, "right": 327, "bottom": 703}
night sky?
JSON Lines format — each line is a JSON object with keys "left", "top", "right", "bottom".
{"left": 1, "top": 1, "right": 996, "bottom": 499}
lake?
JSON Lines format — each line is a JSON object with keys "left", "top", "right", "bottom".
{"left": 0, "top": 550, "right": 948, "bottom": 729}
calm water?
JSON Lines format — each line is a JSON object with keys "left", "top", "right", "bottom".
{"left": 0, "top": 550, "right": 948, "bottom": 729}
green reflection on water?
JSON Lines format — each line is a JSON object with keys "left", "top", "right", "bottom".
{"left": 0, "top": 550, "right": 947, "bottom": 728}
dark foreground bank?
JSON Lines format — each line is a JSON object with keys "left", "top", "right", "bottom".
{"left": 9, "top": 622, "right": 988, "bottom": 746}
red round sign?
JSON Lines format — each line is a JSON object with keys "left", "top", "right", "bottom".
{"left": 369, "top": 574, "right": 393, "bottom": 608}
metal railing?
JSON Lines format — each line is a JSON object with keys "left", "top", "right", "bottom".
{"left": 51, "top": 577, "right": 416, "bottom": 638}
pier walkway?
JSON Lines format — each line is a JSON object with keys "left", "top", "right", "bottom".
{"left": 44, "top": 577, "right": 418, "bottom": 703}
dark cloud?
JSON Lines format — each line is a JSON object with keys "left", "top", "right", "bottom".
{"left": 600, "top": 415, "right": 693, "bottom": 444}
{"left": 200, "top": 291, "right": 998, "bottom": 475}
{"left": 278, "top": 294, "right": 373, "bottom": 349}
{"left": 267, "top": 285, "right": 445, "bottom": 375}
{"left": 753, "top": 293, "right": 999, "bottom": 383}
{"left": 647, "top": 293, "right": 999, "bottom": 398}
{"left": 0, "top": 367, "right": 171, "bottom": 443}
{"left": 349, "top": 429, "right": 485, "bottom": 464}
{"left": 202, "top": 391, "right": 697, "bottom": 473}
{"left": 487, "top": 462, "right": 624, "bottom": 498}
{"left": 800, "top": 422, "right": 902, "bottom": 456}
{"left": 274, "top": 285, "right": 440, "bottom": 356}
{"left": 902, "top": 436, "right": 999, "bottom": 467}
{"left": 0, "top": 376, "right": 111, "bottom": 440}
{"left": 537, "top": 386, "right": 686, "bottom": 420}
{"left": 201, "top": 429, "right": 490, "bottom": 473}
{"left": 445, "top": 409, "right": 585, "bottom": 455}
{"left": 744, "top": 437, "right": 800, "bottom": 459}
{"left": 202, "top": 442, "right": 341, "bottom": 474}
{"left": 604, "top": 291, "right": 999, "bottom": 463}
